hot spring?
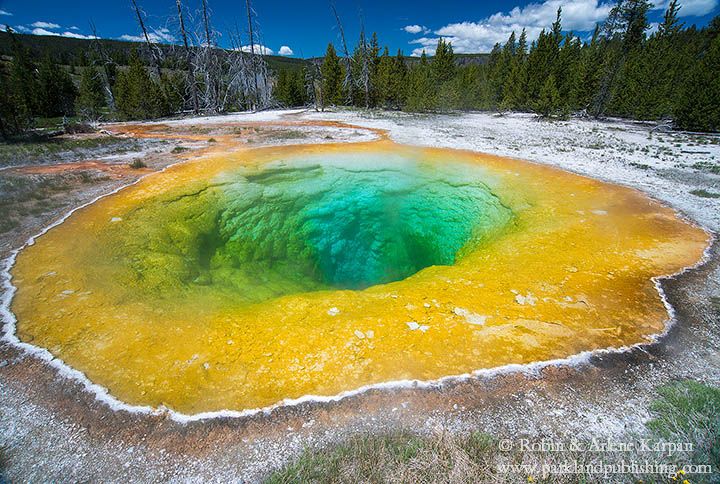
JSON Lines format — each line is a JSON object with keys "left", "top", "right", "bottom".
{"left": 8, "top": 140, "right": 709, "bottom": 414}
{"left": 112, "top": 153, "right": 512, "bottom": 303}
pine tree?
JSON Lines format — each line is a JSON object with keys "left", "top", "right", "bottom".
{"left": 276, "top": 70, "right": 307, "bottom": 106}
{"left": 8, "top": 42, "right": 39, "bottom": 116}
{"left": 291, "top": 70, "right": 307, "bottom": 106}
{"left": 500, "top": 30, "right": 529, "bottom": 111}
{"left": 658, "top": 0, "right": 683, "bottom": 38}
{"left": 0, "top": 63, "right": 32, "bottom": 139}
{"left": 486, "top": 42, "right": 507, "bottom": 107}
{"left": 534, "top": 74, "right": 561, "bottom": 117}
{"left": 432, "top": 38, "right": 455, "bottom": 84}
{"left": 675, "top": 31, "right": 720, "bottom": 131}
{"left": 374, "top": 47, "right": 393, "bottom": 108}
{"left": 556, "top": 34, "right": 583, "bottom": 111}
{"left": 114, "top": 50, "right": 166, "bottom": 120}
{"left": 77, "top": 67, "right": 106, "bottom": 120}
{"left": 159, "top": 72, "right": 185, "bottom": 115}
{"left": 321, "top": 43, "right": 344, "bottom": 106}
{"left": 452, "top": 65, "right": 484, "bottom": 110}
{"left": 368, "top": 32, "right": 381, "bottom": 106}
{"left": 37, "top": 56, "right": 78, "bottom": 118}
{"left": 275, "top": 69, "right": 292, "bottom": 106}
{"left": 388, "top": 49, "right": 408, "bottom": 109}
{"left": 404, "top": 51, "right": 436, "bottom": 112}
{"left": 526, "top": 11, "right": 562, "bottom": 107}
{"left": 500, "top": 60, "right": 524, "bottom": 111}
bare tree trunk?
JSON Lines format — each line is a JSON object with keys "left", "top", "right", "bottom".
{"left": 202, "top": 0, "right": 213, "bottom": 47}
{"left": 89, "top": 21, "right": 116, "bottom": 110}
{"left": 130, "top": 0, "right": 162, "bottom": 78}
{"left": 592, "top": 49, "right": 623, "bottom": 118}
{"left": 359, "top": 24, "right": 370, "bottom": 109}
{"left": 330, "top": 1, "right": 354, "bottom": 105}
{"left": 197, "top": 0, "right": 222, "bottom": 113}
{"left": 245, "top": 0, "right": 260, "bottom": 110}
{"left": 175, "top": 0, "right": 198, "bottom": 114}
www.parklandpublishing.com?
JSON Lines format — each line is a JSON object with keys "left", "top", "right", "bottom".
{"left": 497, "top": 461, "right": 714, "bottom": 478}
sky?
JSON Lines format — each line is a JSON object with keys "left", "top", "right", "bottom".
{"left": 0, "top": 0, "right": 718, "bottom": 57}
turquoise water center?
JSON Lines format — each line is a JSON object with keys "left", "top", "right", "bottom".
{"left": 103, "top": 152, "right": 513, "bottom": 303}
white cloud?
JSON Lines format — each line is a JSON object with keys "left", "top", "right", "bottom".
{"left": 487, "top": 0, "right": 612, "bottom": 31}
{"left": 236, "top": 44, "right": 274, "bottom": 55}
{"left": 652, "top": 0, "right": 718, "bottom": 16}
{"left": 410, "top": 0, "right": 615, "bottom": 55}
{"left": 410, "top": 0, "right": 719, "bottom": 56}
{"left": 70, "top": 26, "right": 79, "bottom": 30}
{"left": 119, "top": 34, "right": 147, "bottom": 42}
{"left": 119, "top": 27, "right": 176, "bottom": 44}
{"left": 31, "top": 28, "right": 60, "bottom": 36}
{"left": 278, "top": 45, "right": 294, "bottom": 56}
{"left": 403, "top": 24, "right": 428, "bottom": 34}
{"left": 59, "top": 31, "right": 98, "bottom": 39}
{"left": 31, "top": 21, "right": 60, "bottom": 29}
{"left": 0, "top": 9, "right": 13, "bottom": 16}
{"left": 30, "top": 27, "right": 98, "bottom": 39}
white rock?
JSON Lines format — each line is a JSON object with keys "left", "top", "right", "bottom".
{"left": 406, "top": 321, "right": 420, "bottom": 330}
{"left": 453, "top": 307, "right": 488, "bottom": 325}
{"left": 515, "top": 292, "right": 537, "bottom": 306}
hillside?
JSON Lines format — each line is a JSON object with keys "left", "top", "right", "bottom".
{"left": 0, "top": 31, "right": 489, "bottom": 70}
{"left": 0, "top": 31, "right": 309, "bottom": 72}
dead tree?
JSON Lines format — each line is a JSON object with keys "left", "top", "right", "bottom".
{"left": 244, "top": 0, "right": 260, "bottom": 110}
{"left": 192, "top": 0, "right": 223, "bottom": 113}
{"left": 330, "top": 1, "right": 354, "bottom": 104}
{"left": 89, "top": 21, "right": 117, "bottom": 110}
{"left": 306, "top": 62, "right": 324, "bottom": 112}
{"left": 175, "top": 0, "right": 198, "bottom": 113}
{"left": 130, "top": 0, "right": 163, "bottom": 78}
{"left": 241, "top": 0, "right": 272, "bottom": 111}
{"left": 201, "top": 0, "right": 213, "bottom": 46}
{"left": 226, "top": 27, "right": 253, "bottom": 111}
{"left": 358, "top": 22, "right": 370, "bottom": 108}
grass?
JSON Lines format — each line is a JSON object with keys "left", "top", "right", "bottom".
{"left": 265, "top": 432, "right": 425, "bottom": 483}
{"left": 690, "top": 189, "right": 720, "bottom": 199}
{"left": 711, "top": 297, "right": 720, "bottom": 314}
{"left": 0, "top": 171, "right": 109, "bottom": 234}
{"left": 692, "top": 161, "right": 720, "bottom": 175}
{"left": 647, "top": 380, "right": 720, "bottom": 473}
{"left": 0, "top": 135, "right": 140, "bottom": 165}
{"left": 0, "top": 444, "right": 8, "bottom": 483}
{"left": 265, "top": 381, "right": 720, "bottom": 483}
{"left": 265, "top": 431, "right": 498, "bottom": 484}
{"left": 270, "top": 130, "right": 308, "bottom": 140}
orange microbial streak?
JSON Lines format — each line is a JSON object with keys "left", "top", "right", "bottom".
{"left": 10, "top": 129, "right": 709, "bottom": 414}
